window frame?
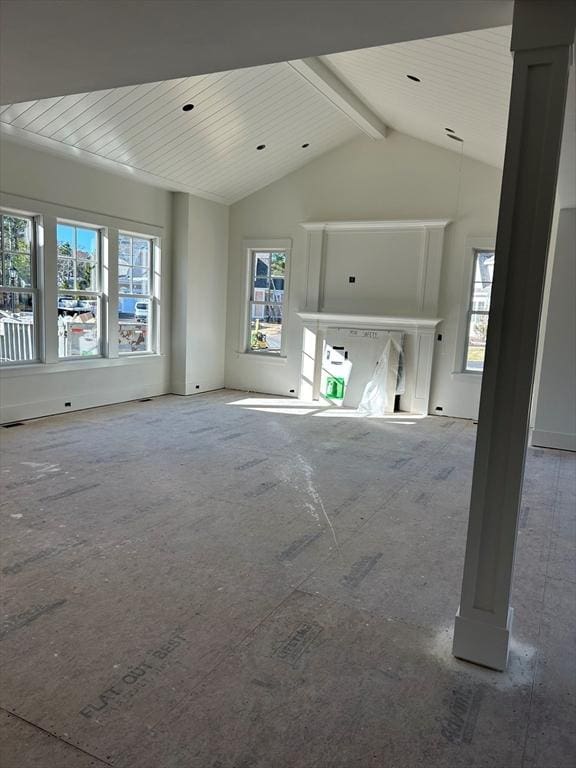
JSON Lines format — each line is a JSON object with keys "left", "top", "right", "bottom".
{"left": 56, "top": 220, "right": 103, "bottom": 360}
{"left": 0, "top": 209, "right": 39, "bottom": 366}
{"left": 117, "top": 230, "right": 157, "bottom": 355}
{"left": 244, "top": 241, "right": 291, "bottom": 357}
{"left": 462, "top": 246, "right": 495, "bottom": 374}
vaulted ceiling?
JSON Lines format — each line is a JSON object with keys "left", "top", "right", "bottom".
{"left": 326, "top": 25, "right": 512, "bottom": 169}
{"left": 0, "top": 26, "right": 513, "bottom": 205}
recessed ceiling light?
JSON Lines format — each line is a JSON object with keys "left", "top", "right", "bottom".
{"left": 406, "top": 75, "right": 421, "bottom": 82}
{"left": 182, "top": 104, "right": 194, "bottom": 112}
{"left": 445, "top": 128, "right": 455, "bottom": 133}
{"left": 447, "top": 134, "right": 464, "bottom": 142}
{"left": 301, "top": 143, "right": 310, "bottom": 148}
{"left": 256, "top": 144, "right": 266, "bottom": 150}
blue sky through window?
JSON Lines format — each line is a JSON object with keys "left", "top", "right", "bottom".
{"left": 57, "top": 224, "right": 97, "bottom": 256}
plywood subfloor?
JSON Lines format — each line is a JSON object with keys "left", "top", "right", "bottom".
{"left": 0, "top": 391, "right": 574, "bottom": 768}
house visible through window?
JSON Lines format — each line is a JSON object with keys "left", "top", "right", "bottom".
{"left": 57, "top": 222, "right": 101, "bottom": 358}
{"left": 0, "top": 212, "right": 37, "bottom": 364}
{"left": 465, "top": 249, "right": 494, "bottom": 371}
{"left": 118, "top": 233, "right": 155, "bottom": 354}
{"left": 248, "top": 250, "right": 287, "bottom": 353}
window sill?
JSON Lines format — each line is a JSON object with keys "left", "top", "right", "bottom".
{"left": 236, "top": 351, "right": 288, "bottom": 363}
{"left": 118, "top": 351, "right": 158, "bottom": 358}
{"left": 0, "top": 353, "right": 166, "bottom": 377}
{"left": 451, "top": 371, "right": 483, "bottom": 381}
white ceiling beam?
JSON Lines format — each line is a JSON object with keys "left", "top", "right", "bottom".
{"left": 288, "top": 57, "right": 388, "bottom": 140}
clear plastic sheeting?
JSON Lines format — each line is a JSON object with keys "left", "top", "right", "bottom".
{"left": 357, "top": 336, "right": 404, "bottom": 416}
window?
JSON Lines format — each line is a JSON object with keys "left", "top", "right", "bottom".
{"left": 464, "top": 249, "right": 494, "bottom": 372}
{"left": 248, "top": 250, "right": 287, "bottom": 353}
{"left": 57, "top": 222, "right": 101, "bottom": 358}
{"left": 118, "top": 233, "right": 155, "bottom": 354}
{"left": 0, "top": 212, "right": 37, "bottom": 365}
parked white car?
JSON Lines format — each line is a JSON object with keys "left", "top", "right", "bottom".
{"left": 134, "top": 301, "right": 148, "bottom": 322}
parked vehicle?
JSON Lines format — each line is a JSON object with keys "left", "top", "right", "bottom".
{"left": 57, "top": 297, "right": 96, "bottom": 315}
{"left": 134, "top": 301, "right": 148, "bottom": 322}
{"left": 58, "top": 297, "right": 76, "bottom": 311}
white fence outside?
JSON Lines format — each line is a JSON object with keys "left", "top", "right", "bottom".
{"left": 0, "top": 316, "right": 35, "bottom": 362}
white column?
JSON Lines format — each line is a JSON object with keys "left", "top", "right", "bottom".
{"left": 300, "top": 226, "right": 325, "bottom": 400}
{"left": 453, "top": 0, "right": 575, "bottom": 671}
{"left": 40, "top": 215, "right": 59, "bottom": 364}
{"left": 170, "top": 192, "right": 191, "bottom": 395}
{"left": 105, "top": 227, "right": 119, "bottom": 359}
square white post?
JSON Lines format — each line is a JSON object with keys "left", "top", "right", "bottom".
{"left": 453, "top": 0, "right": 575, "bottom": 671}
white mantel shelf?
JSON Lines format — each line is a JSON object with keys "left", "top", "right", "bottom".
{"left": 298, "top": 312, "right": 441, "bottom": 415}
{"left": 300, "top": 219, "right": 451, "bottom": 231}
{"left": 297, "top": 312, "right": 441, "bottom": 330}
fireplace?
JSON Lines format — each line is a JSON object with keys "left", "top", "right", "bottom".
{"left": 298, "top": 219, "right": 449, "bottom": 415}
{"left": 298, "top": 312, "right": 441, "bottom": 415}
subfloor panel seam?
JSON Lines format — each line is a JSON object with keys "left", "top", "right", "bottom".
{"left": 0, "top": 706, "right": 114, "bottom": 767}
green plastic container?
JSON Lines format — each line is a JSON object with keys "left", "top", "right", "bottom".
{"left": 326, "top": 376, "right": 345, "bottom": 400}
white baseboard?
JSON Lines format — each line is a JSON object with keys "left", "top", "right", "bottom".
{"left": 0, "top": 384, "right": 168, "bottom": 424}
{"left": 531, "top": 429, "right": 576, "bottom": 452}
{"left": 453, "top": 607, "right": 513, "bottom": 672}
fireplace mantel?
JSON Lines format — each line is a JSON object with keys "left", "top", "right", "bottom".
{"left": 297, "top": 312, "right": 441, "bottom": 331}
{"left": 298, "top": 312, "right": 441, "bottom": 415}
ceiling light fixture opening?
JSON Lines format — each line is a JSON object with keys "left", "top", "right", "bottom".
{"left": 447, "top": 134, "right": 464, "bottom": 142}
{"left": 256, "top": 144, "right": 266, "bottom": 150}
{"left": 301, "top": 143, "right": 310, "bottom": 148}
{"left": 445, "top": 128, "right": 455, "bottom": 133}
{"left": 406, "top": 75, "right": 421, "bottom": 82}
{"left": 182, "top": 104, "right": 194, "bottom": 112}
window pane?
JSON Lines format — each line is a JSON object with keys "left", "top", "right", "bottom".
{"left": 132, "top": 238, "right": 150, "bottom": 267}
{"left": 118, "top": 276, "right": 132, "bottom": 294}
{"left": 57, "top": 259, "right": 75, "bottom": 289}
{"left": 471, "top": 281, "right": 492, "bottom": 311}
{"left": 77, "top": 228, "right": 98, "bottom": 261}
{"left": 119, "top": 234, "right": 132, "bottom": 264}
{"left": 76, "top": 260, "right": 98, "bottom": 290}
{"left": 58, "top": 295, "right": 99, "bottom": 357}
{"left": 474, "top": 251, "right": 494, "bottom": 284}
{"left": 131, "top": 267, "right": 149, "bottom": 294}
{"left": 57, "top": 224, "right": 75, "bottom": 259}
{"left": 3, "top": 252, "right": 32, "bottom": 287}
{"left": 2, "top": 216, "right": 31, "bottom": 254}
{"left": 270, "top": 251, "right": 286, "bottom": 278}
{"left": 0, "top": 292, "right": 35, "bottom": 363}
{"left": 466, "top": 312, "right": 489, "bottom": 371}
{"left": 253, "top": 287, "right": 282, "bottom": 303}
{"left": 250, "top": 302, "right": 282, "bottom": 352}
{"left": 253, "top": 253, "right": 271, "bottom": 291}
{"left": 118, "top": 298, "right": 151, "bottom": 353}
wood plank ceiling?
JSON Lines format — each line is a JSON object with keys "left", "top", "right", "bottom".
{"left": 325, "top": 26, "right": 513, "bottom": 169}
{"left": 0, "top": 27, "right": 512, "bottom": 204}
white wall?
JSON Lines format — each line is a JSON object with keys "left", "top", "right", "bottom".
{"left": 225, "top": 132, "right": 502, "bottom": 418}
{"left": 532, "top": 207, "right": 576, "bottom": 451}
{"left": 531, "top": 66, "right": 575, "bottom": 450}
{"left": 171, "top": 192, "right": 229, "bottom": 395}
{"left": 0, "top": 139, "right": 172, "bottom": 423}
